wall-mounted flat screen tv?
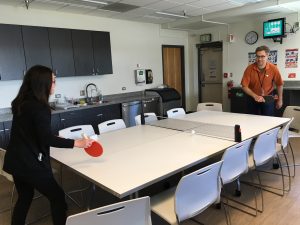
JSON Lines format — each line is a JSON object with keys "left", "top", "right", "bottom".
{"left": 263, "top": 18, "right": 285, "bottom": 39}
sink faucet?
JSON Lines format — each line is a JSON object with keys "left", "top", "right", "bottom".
{"left": 86, "top": 83, "right": 98, "bottom": 103}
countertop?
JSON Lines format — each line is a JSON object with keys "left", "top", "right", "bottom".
{"left": 0, "top": 91, "right": 159, "bottom": 123}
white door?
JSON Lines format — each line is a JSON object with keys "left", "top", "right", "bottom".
{"left": 199, "top": 45, "right": 223, "bottom": 103}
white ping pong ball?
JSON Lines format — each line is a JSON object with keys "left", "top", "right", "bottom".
{"left": 191, "top": 130, "right": 195, "bottom": 134}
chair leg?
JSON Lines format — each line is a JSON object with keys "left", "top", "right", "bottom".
{"left": 222, "top": 199, "right": 231, "bottom": 225}
{"left": 225, "top": 172, "right": 261, "bottom": 216}
{"left": 289, "top": 141, "right": 296, "bottom": 177}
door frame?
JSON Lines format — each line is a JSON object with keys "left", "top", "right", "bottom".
{"left": 196, "top": 41, "right": 222, "bottom": 103}
{"left": 162, "top": 45, "right": 186, "bottom": 109}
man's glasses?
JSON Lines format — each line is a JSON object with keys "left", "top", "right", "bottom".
{"left": 256, "top": 55, "right": 267, "bottom": 59}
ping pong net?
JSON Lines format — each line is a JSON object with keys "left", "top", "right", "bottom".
{"left": 147, "top": 118, "right": 241, "bottom": 142}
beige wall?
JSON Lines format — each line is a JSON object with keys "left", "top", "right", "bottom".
{"left": 188, "top": 13, "right": 300, "bottom": 111}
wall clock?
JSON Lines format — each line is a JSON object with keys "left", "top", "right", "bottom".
{"left": 245, "top": 31, "right": 258, "bottom": 45}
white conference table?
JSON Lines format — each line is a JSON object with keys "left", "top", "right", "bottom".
{"left": 50, "top": 111, "right": 290, "bottom": 199}
{"left": 171, "top": 111, "right": 290, "bottom": 141}
{"left": 51, "top": 124, "right": 234, "bottom": 198}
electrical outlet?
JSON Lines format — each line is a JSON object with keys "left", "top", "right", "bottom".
{"left": 80, "top": 90, "right": 85, "bottom": 96}
{"left": 294, "top": 22, "right": 299, "bottom": 29}
{"left": 55, "top": 94, "right": 61, "bottom": 98}
{"left": 122, "top": 87, "right": 126, "bottom": 90}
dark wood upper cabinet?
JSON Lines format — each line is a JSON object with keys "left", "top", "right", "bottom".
{"left": 48, "top": 28, "right": 75, "bottom": 77}
{"left": 0, "top": 24, "right": 112, "bottom": 80}
{"left": 92, "top": 31, "right": 113, "bottom": 75}
{"left": 22, "top": 26, "right": 52, "bottom": 69}
{"left": 71, "top": 30, "right": 94, "bottom": 76}
{"left": 0, "top": 24, "right": 26, "bottom": 81}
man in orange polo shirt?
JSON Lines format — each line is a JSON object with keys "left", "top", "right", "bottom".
{"left": 241, "top": 45, "right": 283, "bottom": 116}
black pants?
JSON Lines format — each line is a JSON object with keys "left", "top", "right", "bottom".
{"left": 246, "top": 95, "right": 275, "bottom": 116}
{"left": 12, "top": 174, "right": 67, "bottom": 225}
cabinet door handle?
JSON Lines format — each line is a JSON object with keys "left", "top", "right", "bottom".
{"left": 0, "top": 129, "right": 4, "bottom": 133}
{"left": 61, "top": 118, "right": 65, "bottom": 121}
{"left": 97, "top": 114, "right": 103, "bottom": 117}
{"left": 4, "top": 129, "right": 10, "bottom": 131}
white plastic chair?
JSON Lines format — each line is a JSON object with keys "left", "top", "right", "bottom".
{"left": 151, "top": 161, "right": 230, "bottom": 225}
{"left": 166, "top": 108, "right": 186, "bottom": 118}
{"left": 59, "top": 125, "right": 96, "bottom": 208}
{"left": 197, "top": 102, "right": 223, "bottom": 112}
{"left": 135, "top": 112, "right": 157, "bottom": 125}
{"left": 0, "top": 148, "right": 14, "bottom": 215}
{"left": 276, "top": 118, "right": 294, "bottom": 190}
{"left": 246, "top": 127, "right": 285, "bottom": 210}
{"left": 220, "top": 139, "right": 260, "bottom": 216}
{"left": 282, "top": 106, "right": 300, "bottom": 171}
{"left": 98, "top": 119, "right": 126, "bottom": 134}
{"left": 0, "top": 148, "right": 47, "bottom": 223}
{"left": 59, "top": 125, "right": 95, "bottom": 139}
{"left": 66, "top": 196, "right": 152, "bottom": 225}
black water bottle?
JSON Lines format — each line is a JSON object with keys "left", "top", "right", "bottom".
{"left": 140, "top": 101, "right": 145, "bottom": 125}
{"left": 234, "top": 124, "right": 242, "bottom": 142}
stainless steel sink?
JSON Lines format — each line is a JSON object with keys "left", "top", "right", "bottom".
{"left": 87, "top": 100, "right": 109, "bottom": 105}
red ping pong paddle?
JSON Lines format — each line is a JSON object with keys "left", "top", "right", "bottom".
{"left": 82, "top": 134, "right": 103, "bottom": 157}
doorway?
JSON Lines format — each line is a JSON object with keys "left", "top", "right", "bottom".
{"left": 162, "top": 45, "right": 185, "bottom": 109}
{"left": 197, "top": 42, "right": 223, "bottom": 104}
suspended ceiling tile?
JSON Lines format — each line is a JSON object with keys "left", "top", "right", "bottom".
{"left": 131, "top": 14, "right": 175, "bottom": 24}
{"left": 165, "top": 0, "right": 200, "bottom": 4}
{"left": 166, "top": 4, "right": 203, "bottom": 15}
{"left": 145, "top": 0, "right": 181, "bottom": 11}
{"left": 204, "top": 1, "right": 243, "bottom": 13}
{"left": 119, "top": 0, "right": 160, "bottom": 7}
{"left": 29, "top": 0, "right": 67, "bottom": 11}
{"left": 86, "top": 8, "right": 121, "bottom": 17}
{"left": 56, "top": 4, "right": 96, "bottom": 14}
{"left": 188, "top": 0, "right": 229, "bottom": 8}
{"left": 0, "top": 0, "right": 24, "bottom": 7}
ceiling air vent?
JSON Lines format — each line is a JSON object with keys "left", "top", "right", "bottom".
{"left": 101, "top": 3, "right": 139, "bottom": 12}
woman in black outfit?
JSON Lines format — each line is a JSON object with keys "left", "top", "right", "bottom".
{"left": 3, "top": 65, "right": 94, "bottom": 225}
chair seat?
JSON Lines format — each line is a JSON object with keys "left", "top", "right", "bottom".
{"left": 151, "top": 187, "right": 178, "bottom": 225}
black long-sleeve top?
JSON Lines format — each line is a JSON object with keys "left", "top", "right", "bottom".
{"left": 3, "top": 96, "right": 74, "bottom": 178}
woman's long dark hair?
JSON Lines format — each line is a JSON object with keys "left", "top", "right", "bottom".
{"left": 12, "top": 65, "right": 53, "bottom": 115}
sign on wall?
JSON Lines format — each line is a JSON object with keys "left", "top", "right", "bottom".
{"left": 285, "top": 48, "right": 298, "bottom": 68}
{"left": 248, "top": 50, "right": 278, "bottom": 65}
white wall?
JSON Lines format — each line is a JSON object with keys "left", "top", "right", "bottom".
{"left": 0, "top": 5, "right": 190, "bottom": 109}
{"left": 189, "top": 13, "right": 300, "bottom": 111}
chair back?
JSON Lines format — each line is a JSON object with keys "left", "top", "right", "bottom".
{"left": 59, "top": 125, "right": 95, "bottom": 139}
{"left": 135, "top": 112, "right": 157, "bottom": 125}
{"left": 0, "top": 148, "right": 13, "bottom": 182}
{"left": 220, "top": 138, "right": 252, "bottom": 185}
{"left": 66, "top": 196, "right": 152, "bottom": 225}
{"left": 280, "top": 118, "right": 294, "bottom": 149}
{"left": 98, "top": 119, "right": 126, "bottom": 134}
{"left": 197, "top": 102, "right": 223, "bottom": 112}
{"left": 166, "top": 108, "right": 186, "bottom": 118}
{"left": 253, "top": 127, "right": 280, "bottom": 167}
{"left": 283, "top": 106, "right": 300, "bottom": 132}
{"left": 175, "top": 161, "right": 223, "bottom": 223}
